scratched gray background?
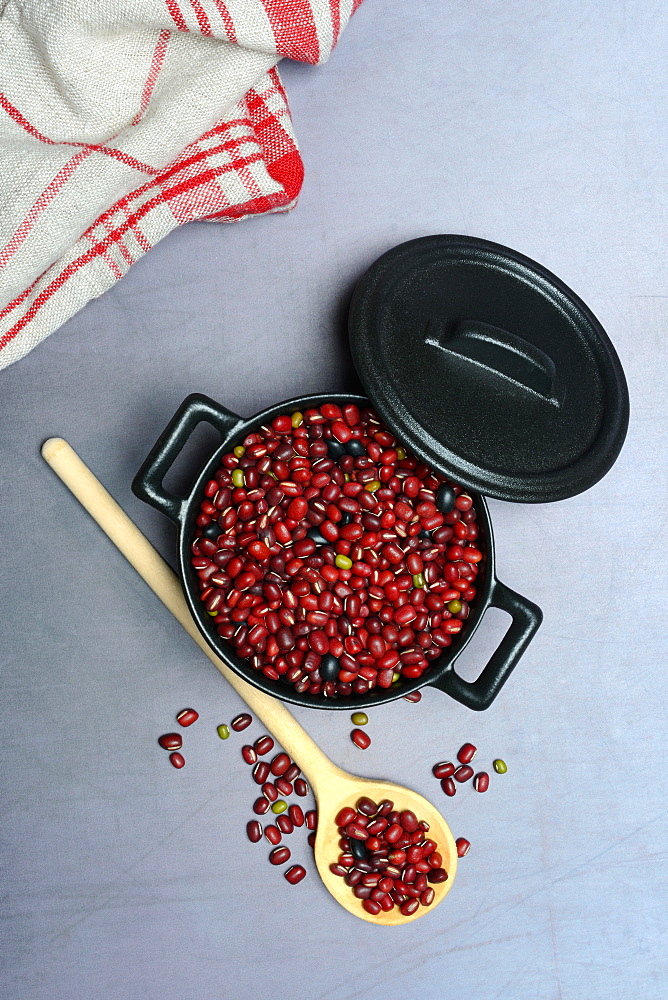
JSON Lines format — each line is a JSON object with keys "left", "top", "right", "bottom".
{"left": 1, "top": 2, "right": 667, "bottom": 998}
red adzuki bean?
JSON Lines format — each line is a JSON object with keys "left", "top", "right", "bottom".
{"left": 176, "top": 708, "right": 198, "bottom": 727}
{"left": 158, "top": 733, "right": 182, "bottom": 751}
{"left": 351, "top": 729, "right": 371, "bottom": 750}
{"left": 270, "top": 753, "right": 291, "bottom": 776}
{"left": 247, "top": 821, "right": 262, "bottom": 843}
{"left": 474, "top": 772, "right": 489, "bottom": 792}
{"left": 269, "top": 847, "right": 291, "bottom": 865}
{"left": 457, "top": 743, "right": 477, "bottom": 764}
{"left": 242, "top": 745, "right": 257, "bottom": 765}
{"left": 441, "top": 778, "right": 456, "bottom": 796}
{"left": 275, "top": 777, "right": 293, "bottom": 796}
{"left": 231, "top": 713, "right": 252, "bottom": 732}
{"left": 253, "top": 762, "right": 270, "bottom": 784}
{"left": 169, "top": 752, "right": 185, "bottom": 768}
{"left": 289, "top": 804, "right": 304, "bottom": 827}
{"left": 305, "top": 810, "right": 317, "bottom": 830}
{"left": 283, "top": 763, "right": 301, "bottom": 783}
{"left": 454, "top": 765, "right": 474, "bottom": 783}
{"left": 276, "top": 815, "right": 293, "bottom": 835}
{"left": 284, "top": 865, "right": 307, "bottom": 884}
{"left": 262, "top": 782, "right": 278, "bottom": 802}
{"left": 254, "top": 736, "right": 274, "bottom": 755}
{"left": 456, "top": 837, "right": 470, "bottom": 857}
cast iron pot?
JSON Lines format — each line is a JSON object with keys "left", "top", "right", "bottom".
{"left": 133, "top": 392, "right": 542, "bottom": 711}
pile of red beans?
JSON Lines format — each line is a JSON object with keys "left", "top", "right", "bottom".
{"left": 191, "top": 403, "right": 483, "bottom": 698}
{"left": 331, "top": 798, "right": 447, "bottom": 916}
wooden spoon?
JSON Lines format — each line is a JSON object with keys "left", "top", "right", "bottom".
{"left": 42, "top": 438, "right": 458, "bottom": 924}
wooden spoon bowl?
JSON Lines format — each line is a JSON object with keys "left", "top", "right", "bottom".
{"left": 42, "top": 438, "right": 458, "bottom": 924}
{"left": 312, "top": 770, "right": 457, "bottom": 924}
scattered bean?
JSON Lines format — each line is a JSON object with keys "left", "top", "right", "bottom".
{"left": 242, "top": 745, "right": 257, "bottom": 765}
{"left": 246, "top": 821, "right": 262, "bottom": 843}
{"left": 441, "top": 778, "right": 456, "bottom": 796}
{"left": 271, "top": 800, "right": 288, "bottom": 814}
{"left": 474, "top": 772, "right": 489, "bottom": 792}
{"left": 284, "top": 865, "right": 306, "bottom": 884}
{"left": 454, "top": 765, "right": 474, "bottom": 782}
{"left": 217, "top": 724, "right": 230, "bottom": 740}
{"left": 231, "top": 714, "right": 252, "bottom": 732}
{"left": 305, "top": 810, "right": 317, "bottom": 830}
{"left": 351, "top": 712, "right": 369, "bottom": 726}
{"left": 289, "top": 805, "right": 304, "bottom": 827}
{"left": 169, "top": 752, "right": 185, "bottom": 769}
{"left": 276, "top": 815, "right": 294, "bottom": 835}
{"left": 253, "top": 762, "right": 270, "bottom": 784}
{"left": 255, "top": 736, "right": 275, "bottom": 755}
{"left": 158, "top": 733, "right": 182, "bottom": 751}
{"left": 493, "top": 759, "right": 507, "bottom": 774}
{"left": 351, "top": 729, "right": 371, "bottom": 750}
{"left": 455, "top": 837, "right": 470, "bottom": 857}
{"left": 269, "top": 847, "right": 291, "bottom": 865}
{"left": 176, "top": 708, "right": 198, "bottom": 728}
{"left": 432, "top": 761, "right": 455, "bottom": 779}
{"left": 262, "top": 782, "right": 278, "bottom": 802}
{"left": 457, "top": 743, "right": 477, "bottom": 764}
{"left": 270, "top": 753, "right": 291, "bottom": 777}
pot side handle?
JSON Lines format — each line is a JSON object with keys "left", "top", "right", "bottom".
{"left": 132, "top": 393, "right": 243, "bottom": 524}
{"left": 431, "top": 579, "right": 543, "bottom": 711}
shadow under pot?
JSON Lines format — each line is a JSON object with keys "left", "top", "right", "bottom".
{"left": 132, "top": 392, "right": 542, "bottom": 711}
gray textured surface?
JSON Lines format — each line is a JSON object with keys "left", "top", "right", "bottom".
{"left": 2, "top": 2, "right": 667, "bottom": 998}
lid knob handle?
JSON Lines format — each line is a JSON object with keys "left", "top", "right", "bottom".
{"left": 425, "top": 318, "right": 559, "bottom": 405}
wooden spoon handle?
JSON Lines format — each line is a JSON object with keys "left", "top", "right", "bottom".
{"left": 41, "top": 438, "right": 344, "bottom": 792}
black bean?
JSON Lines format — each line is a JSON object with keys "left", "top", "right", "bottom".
{"left": 202, "top": 521, "right": 222, "bottom": 541}
{"left": 327, "top": 439, "right": 346, "bottom": 459}
{"left": 306, "top": 528, "right": 328, "bottom": 546}
{"left": 319, "top": 653, "right": 340, "bottom": 682}
{"left": 345, "top": 440, "right": 366, "bottom": 457}
{"left": 436, "top": 484, "right": 457, "bottom": 513}
{"left": 350, "top": 837, "right": 368, "bottom": 861}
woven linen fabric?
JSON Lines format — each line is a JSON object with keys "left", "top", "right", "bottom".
{"left": 0, "top": 1, "right": 362, "bottom": 371}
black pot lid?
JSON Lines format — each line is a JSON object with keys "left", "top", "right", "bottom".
{"left": 349, "top": 235, "right": 629, "bottom": 503}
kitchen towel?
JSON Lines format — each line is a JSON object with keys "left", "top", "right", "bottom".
{"left": 0, "top": 0, "right": 362, "bottom": 371}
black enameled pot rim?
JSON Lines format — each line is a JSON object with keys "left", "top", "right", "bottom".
{"left": 133, "top": 392, "right": 543, "bottom": 711}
